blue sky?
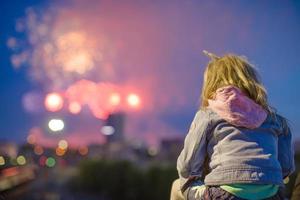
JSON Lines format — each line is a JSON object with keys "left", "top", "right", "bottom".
{"left": 1, "top": 0, "right": 300, "bottom": 145}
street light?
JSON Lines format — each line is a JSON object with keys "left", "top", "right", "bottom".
{"left": 48, "top": 119, "right": 64, "bottom": 132}
{"left": 101, "top": 125, "right": 115, "bottom": 136}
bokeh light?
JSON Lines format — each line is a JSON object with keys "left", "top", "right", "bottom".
{"left": 148, "top": 147, "right": 158, "bottom": 156}
{"left": 58, "top": 140, "right": 68, "bottom": 149}
{"left": 34, "top": 145, "right": 44, "bottom": 155}
{"left": 45, "top": 93, "right": 64, "bottom": 112}
{"left": 56, "top": 147, "right": 66, "bottom": 156}
{"left": 48, "top": 119, "right": 65, "bottom": 132}
{"left": 64, "top": 80, "right": 144, "bottom": 119}
{"left": 16, "top": 155, "right": 26, "bottom": 165}
{"left": 78, "top": 146, "right": 89, "bottom": 156}
{"left": 46, "top": 157, "right": 56, "bottom": 167}
{"left": 0, "top": 156, "right": 5, "bottom": 166}
{"left": 101, "top": 126, "right": 115, "bottom": 136}
{"left": 27, "top": 134, "right": 36, "bottom": 144}
{"left": 127, "top": 93, "right": 140, "bottom": 108}
{"left": 109, "top": 93, "right": 121, "bottom": 106}
{"left": 68, "top": 101, "right": 81, "bottom": 114}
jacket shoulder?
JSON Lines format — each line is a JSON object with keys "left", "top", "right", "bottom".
{"left": 264, "top": 113, "right": 290, "bottom": 135}
{"left": 198, "top": 108, "right": 224, "bottom": 123}
{"left": 194, "top": 108, "right": 224, "bottom": 131}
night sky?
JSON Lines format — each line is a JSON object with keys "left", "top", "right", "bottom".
{"left": 1, "top": 0, "right": 300, "bottom": 146}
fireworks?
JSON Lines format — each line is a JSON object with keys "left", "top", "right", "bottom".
{"left": 68, "top": 102, "right": 82, "bottom": 114}
{"left": 55, "top": 31, "right": 96, "bottom": 75}
{"left": 109, "top": 93, "right": 121, "bottom": 106}
{"left": 7, "top": 7, "right": 115, "bottom": 89}
{"left": 127, "top": 93, "right": 141, "bottom": 108}
{"left": 65, "top": 79, "right": 142, "bottom": 119}
{"left": 7, "top": 2, "right": 185, "bottom": 148}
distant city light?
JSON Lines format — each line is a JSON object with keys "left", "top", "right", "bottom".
{"left": 48, "top": 119, "right": 64, "bottom": 132}
{"left": 78, "top": 146, "right": 89, "bottom": 156}
{"left": 109, "top": 93, "right": 121, "bottom": 106}
{"left": 148, "top": 147, "right": 159, "bottom": 156}
{"left": 34, "top": 146, "right": 44, "bottom": 155}
{"left": 0, "top": 156, "right": 5, "bottom": 166}
{"left": 27, "top": 134, "right": 36, "bottom": 144}
{"left": 127, "top": 93, "right": 140, "bottom": 108}
{"left": 56, "top": 147, "right": 66, "bottom": 156}
{"left": 46, "top": 157, "right": 56, "bottom": 167}
{"left": 58, "top": 140, "right": 68, "bottom": 149}
{"left": 16, "top": 155, "right": 26, "bottom": 165}
{"left": 68, "top": 101, "right": 81, "bottom": 114}
{"left": 44, "top": 93, "right": 64, "bottom": 112}
{"left": 101, "top": 126, "right": 115, "bottom": 136}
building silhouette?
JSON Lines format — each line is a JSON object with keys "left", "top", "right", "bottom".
{"left": 105, "top": 112, "right": 126, "bottom": 143}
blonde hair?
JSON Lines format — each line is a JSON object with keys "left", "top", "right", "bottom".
{"left": 200, "top": 53, "right": 274, "bottom": 115}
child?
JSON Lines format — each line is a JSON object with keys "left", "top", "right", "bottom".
{"left": 172, "top": 51, "right": 295, "bottom": 200}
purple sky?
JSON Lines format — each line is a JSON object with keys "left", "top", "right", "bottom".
{"left": 1, "top": 0, "right": 300, "bottom": 147}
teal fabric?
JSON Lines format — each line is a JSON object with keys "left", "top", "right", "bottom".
{"left": 220, "top": 184, "right": 279, "bottom": 200}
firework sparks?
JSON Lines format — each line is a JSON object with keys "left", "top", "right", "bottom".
{"left": 68, "top": 101, "right": 82, "bottom": 114}
{"left": 54, "top": 31, "right": 95, "bottom": 74}
{"left": 65, "top": 79, "right": 142, "bottom": 119}
{"left": 7, "top": 7, "right": 116, "bottom": 89}
{"left": 7, "top": 1, "right": 194, "bottom": 146}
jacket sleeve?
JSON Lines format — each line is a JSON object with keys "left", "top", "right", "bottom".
{"left": 176, "top": 110, "right": 211, "bottom": 193}
{"left": 278, "top": 125, "right": 295, "bottom": 178}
